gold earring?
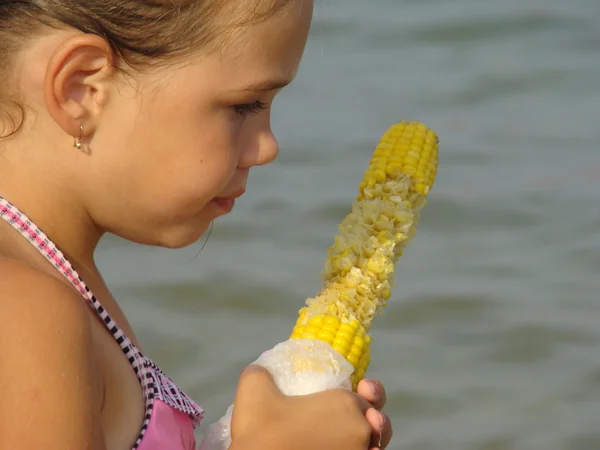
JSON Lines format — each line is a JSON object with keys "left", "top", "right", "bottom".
{"left": 73, "top": 125, "right": 83, "bottom": 149}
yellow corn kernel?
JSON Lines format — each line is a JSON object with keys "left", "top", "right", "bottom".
{"left": 308, "top": 315, "right": 324, "bottom": 326}
{"left": 289, "top": 121, "right": 439, "bottom": 390}
{"left": 316, "top": 329, "right": 335, "bottom": 344}
{"left": 290, "top": 314, "right": 370, "bottom": 381}
{"left": 346, "top": 352, "right": 360, "bottom": 368}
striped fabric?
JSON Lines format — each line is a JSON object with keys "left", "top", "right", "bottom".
{"left": 0, "top": 197, "right": 204, "bottom": 449}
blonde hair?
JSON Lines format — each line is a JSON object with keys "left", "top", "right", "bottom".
{"left": 0, "top": 0, "right": 288, "bottom": 137}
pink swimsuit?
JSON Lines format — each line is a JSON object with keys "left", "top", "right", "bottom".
{"left": 0, "top": 197, "right": 204, "bottom": 449}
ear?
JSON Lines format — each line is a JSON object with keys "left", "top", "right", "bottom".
{"left": 43, "top": 34, "right": 115, "bottom": 142}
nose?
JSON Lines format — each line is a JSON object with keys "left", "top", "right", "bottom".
{"left": 238, "top": 130, "right": 280, "bottom": 169}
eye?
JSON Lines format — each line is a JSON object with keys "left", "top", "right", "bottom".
{"left": 233, "top": 100, "right": 268, "bottom": 117}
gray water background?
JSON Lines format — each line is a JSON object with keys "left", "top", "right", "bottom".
{"left": 96, "top": 0, "right": 600, "bottom": 448}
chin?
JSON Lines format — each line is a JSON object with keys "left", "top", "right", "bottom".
{"left": 142, "top": 221, "right": 214, "bottom": 250}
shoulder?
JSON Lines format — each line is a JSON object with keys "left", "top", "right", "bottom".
{"left": 0, "top": 258, "right": 91, "bottom": 332}
{"left": 0, "top": 259, "right": 106, "bottom": 449}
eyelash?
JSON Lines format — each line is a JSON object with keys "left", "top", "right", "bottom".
{"left": 234, "top": 100, "right": 268, "bottom": 117}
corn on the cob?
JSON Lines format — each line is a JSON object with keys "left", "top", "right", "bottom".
{"left": 290, "top": 120, "right": 439, "bottom": 388}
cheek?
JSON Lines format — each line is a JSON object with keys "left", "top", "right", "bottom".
{"left": 150, "top": 113, "right": 241, "bottom": 198}
{"left": 93, "top": 94, "right": 243, "bottom": 210}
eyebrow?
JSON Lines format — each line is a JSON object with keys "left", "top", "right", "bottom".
{"left": 239, "top": 78, "right": 293, "bottom": 92}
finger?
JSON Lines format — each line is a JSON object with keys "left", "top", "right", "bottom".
{"left": 380, "top": 412, "right": 393, "bottom": 449}
{"left": 365, "top": 407, "right": 383, "bottom": 435}
{"left": 367, "top": 412, "right": 392, "bottom": 450}
{"left": 357, "top": 378, "right": 387, "bottom": 411}
{"left": 235, "top": 365, "right": 282, "bottom": 409}
{"left": 333, "top": 386, "right": 375, "bottom": 414}
{"left": 351, "top": 389, "right": 374, "bottom": 414}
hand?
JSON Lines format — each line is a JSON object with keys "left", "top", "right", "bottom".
{"left": 229, "top": 365, "right": 375, "bottom": 450}
{"left": 357, "top": 378, "right": 393, "bottom": 450}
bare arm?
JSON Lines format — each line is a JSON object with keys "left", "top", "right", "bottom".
{"left": 0, "top": 261, "right": 106, "bottom": 450}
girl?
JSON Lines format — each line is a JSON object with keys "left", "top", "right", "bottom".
{"left": 0, "top": 1, "right": 393, "bottom": 449}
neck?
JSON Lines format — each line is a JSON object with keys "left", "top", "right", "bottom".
{"left": 0, "top": 164, "right": 103, "bottom": 273}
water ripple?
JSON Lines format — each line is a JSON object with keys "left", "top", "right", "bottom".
{"left": 403, "top": 13, "right": 586, "bottom": 44}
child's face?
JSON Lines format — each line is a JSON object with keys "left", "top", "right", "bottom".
{"left": 82, "top": 0, "right": 313, "bottom": 248}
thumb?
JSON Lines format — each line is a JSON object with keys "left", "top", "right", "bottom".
{"left": 231, "top": 365, "right": 284, "bottom": 443}
{"left": 235, "top": 364, "right": 283, "bottom": 407}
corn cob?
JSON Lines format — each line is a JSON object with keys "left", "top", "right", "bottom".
{"left": 289, "top": 120, "right": 439, "bottom": 389}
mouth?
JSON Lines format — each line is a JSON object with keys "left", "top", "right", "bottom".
{"left": 219, "top": 189, "right": 246, "bottom": 200}
{"left": 210, "top": 189, "right": 246, "bottom": 215}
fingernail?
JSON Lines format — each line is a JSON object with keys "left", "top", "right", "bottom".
{"left": 368, "top": 380, "right": 380, "bottom": 396}
{"left": 379, "top": 412, "right": 386, "bottom": 432}
{"left": 241, "top": 364, "right": 260, "bottom": 375}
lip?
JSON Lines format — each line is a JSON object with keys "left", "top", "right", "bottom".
{"left": 220, "top": 189, "right": 246, "bottom": 199}
{"left": 211, "top": 197, "right": 235, "bottom": 214}
{"left": 210, "top": 189, "right": 245, "bottom": 215}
